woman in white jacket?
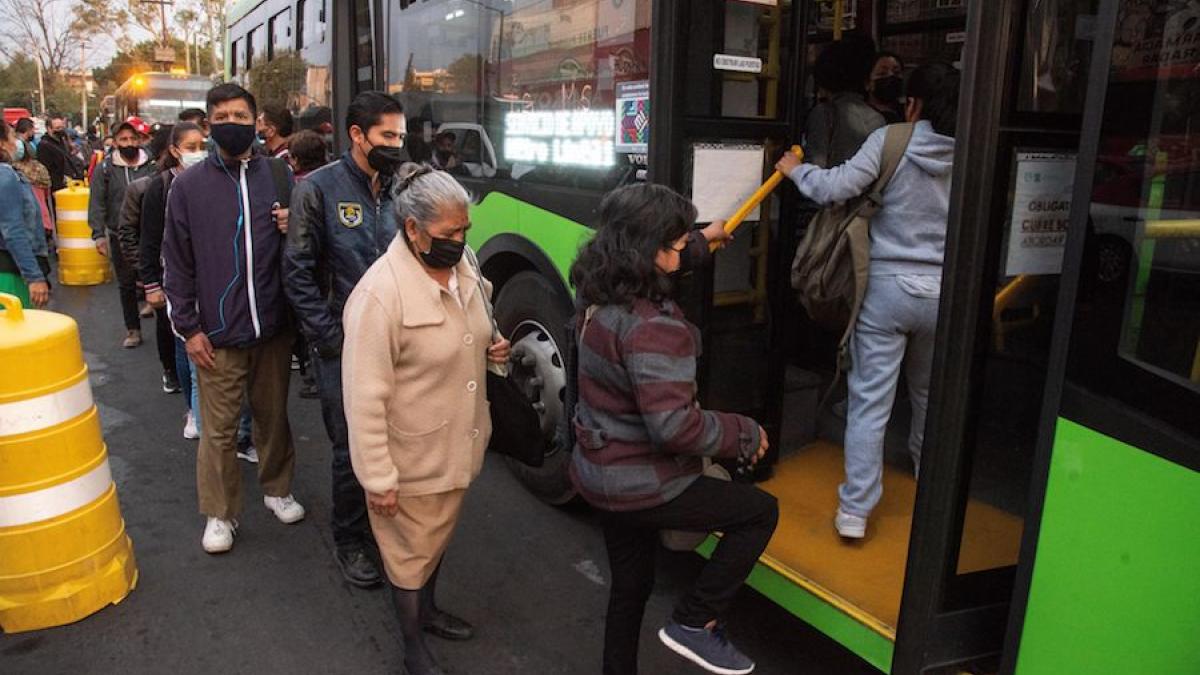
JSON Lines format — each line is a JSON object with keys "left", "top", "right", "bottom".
{"left": 777, "top": 63, "right": 960, "bottom": 539}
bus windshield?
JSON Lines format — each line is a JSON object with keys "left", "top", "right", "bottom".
{"left": 114, "top": 74, "right": 211, "bottom": 126}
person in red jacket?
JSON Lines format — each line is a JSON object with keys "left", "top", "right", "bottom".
{"left": 569, "top": 184, "right": 778, "bottom": 675}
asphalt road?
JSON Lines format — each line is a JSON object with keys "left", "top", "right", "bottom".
{"left": 1, "top": 282, "right": 875, "bottom": 675}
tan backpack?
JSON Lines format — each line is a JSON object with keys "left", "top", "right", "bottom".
{"left": 790, "top": 122, "right": 915, "bottom": 370}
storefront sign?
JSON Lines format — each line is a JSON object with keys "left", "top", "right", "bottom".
{"left": 1005, "top": 151, "right": 1077, "bottom": 276}
{"left": 614, "top": 80, "right": 649, "bottom": 154}
{"left": 504, "top": 110, "right": 615, "bottom": 168}
{"left": 713, "top": 54, "right": 763, "bottom": 73}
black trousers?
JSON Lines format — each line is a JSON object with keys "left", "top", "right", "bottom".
{"left": 311, "top": 351, "right": 370, "bottom": 550}
{"left": 107, "top": 231, "right": 139, "bottom": 330}
{"left": 154, "top": 308, "right": 176, "bottom": 377}
{"left": 600, "top": 476, "right": 779, "bottom": 675}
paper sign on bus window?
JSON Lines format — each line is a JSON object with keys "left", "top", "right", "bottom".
{"left": 615, "top": 80, "right": 650, "bottom": 154}
{"left": 692, "top": 146, "right": 764, "bottom": 224}
{"left": 1004, "top": 151, "right": 1077, "bottom": 276}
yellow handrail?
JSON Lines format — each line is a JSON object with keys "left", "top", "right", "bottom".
{"left": 1144, "top": 219, "right": 1200, "bottom": 238}
{"left": 712, "top": 145, "right": 804, "bottom": 251}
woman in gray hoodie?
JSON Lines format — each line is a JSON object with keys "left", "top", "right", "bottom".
{"left": 778, "top": 63, "right": 960, "bottom": 539}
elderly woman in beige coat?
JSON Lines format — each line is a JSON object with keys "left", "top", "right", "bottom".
{"left": 342, "top": 165, "right": 510, "bottom": 675}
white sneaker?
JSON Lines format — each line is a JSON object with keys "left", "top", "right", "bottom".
{"left": 202, "top": 517, "right": 237, "bottom": 553}
{"left": 264, "top": 494, "right": 306, "bottom": 524}
{"left": 183, "top": 410, "right": 199, "bottom": 440}
{"left": 236, "top": 446, "right": 259, "bottom": 464}
{"left": 834, "top": 509, "right": 867, "bottom": 539}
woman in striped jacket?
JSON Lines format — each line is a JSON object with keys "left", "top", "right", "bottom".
{"left": 569, "top": 184, "right": 778, "bottom": 675}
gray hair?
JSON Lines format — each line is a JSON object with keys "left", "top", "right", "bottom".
{"left": 393, "top": 162, "right": 472, "bottom": 231}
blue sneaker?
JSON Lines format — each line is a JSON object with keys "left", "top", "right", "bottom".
{"left": 658, "top": 619, "right": 755, "bottom": 675}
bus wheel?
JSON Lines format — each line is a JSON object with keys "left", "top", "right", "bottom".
{"left": 493, "top": 270, "right": 576, "bottom": 505}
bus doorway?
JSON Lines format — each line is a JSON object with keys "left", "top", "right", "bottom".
{"left": 653, "top": 1, "right": 1083, "bottom": 671}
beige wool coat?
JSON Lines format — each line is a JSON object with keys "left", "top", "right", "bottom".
{"left": 342, "top": 236, "right": 494, "bottom": 497}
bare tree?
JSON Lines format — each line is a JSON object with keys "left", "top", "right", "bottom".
{"left": 0, "top": 0, "right": 86, "bottom": 75}
{"left": 175, "top": 7, "right": 199, "bottom": 73}
{"left": 197, "top": 0, "right": 224, "bottom": 73}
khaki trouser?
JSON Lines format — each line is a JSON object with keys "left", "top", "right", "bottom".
{"left": 196, "top": 330, "right": 295, "bottom": 519}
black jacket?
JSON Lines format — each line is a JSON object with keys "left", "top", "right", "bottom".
{"left": 36, "top": 134, "right": 84, "bottom": 192}
{"left": 88, "top": 150, "right": 156, "bottom": 239}
{"left": 138, "top": 171, "right": 174, "bottom": 293}
{"left": 283, "top": 153, "right": 398, "bottom": 356}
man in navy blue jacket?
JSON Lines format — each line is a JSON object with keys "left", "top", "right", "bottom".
{"left": 162, "top": 83, "right": 305, "bottom": 554}
{"left": 284, "top": 91, "right": 405, "bottom": 587}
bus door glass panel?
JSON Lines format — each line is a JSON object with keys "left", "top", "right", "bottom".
{"left": 385, "top": 0, "right": 652, "bottom": 197}
{"left": 1067, "top": 0, "right": 1200, "bottom": 433}
{"left": 354, "top": 0, "right": 376, "bottom": 93}
{"left": 1017, "top": 0, "right": 1100, "bottom": 114}
{"left": 684, "top": 0, "right": 793, "bottom": 120}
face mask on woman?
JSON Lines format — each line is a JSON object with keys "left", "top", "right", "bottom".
{"left": 179, "top": 149, "right": 208, "bottom": 169}
{"left": 417, "top": 234, "right": 466, "bottom": 269}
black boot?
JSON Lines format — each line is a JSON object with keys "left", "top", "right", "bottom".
{"left": 391, "top": 585, "right": 446, "bottom": 675}
{"left": 421, "top": 562, "right": 474, "bottom": 641}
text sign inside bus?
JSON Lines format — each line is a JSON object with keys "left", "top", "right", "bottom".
{"left": 504, "top": 110, "right": 616, "bottom": 168}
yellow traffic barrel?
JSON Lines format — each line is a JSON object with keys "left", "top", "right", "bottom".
{"left": 54, "top": 181, "right": 111, "bottom": 286}
{"left": 0, "top": 293, "right": 137, "bottom": 633}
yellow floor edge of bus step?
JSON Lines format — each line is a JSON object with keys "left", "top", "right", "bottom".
{"left": 757, "top": 441, "right": 1024, "bottom": 636}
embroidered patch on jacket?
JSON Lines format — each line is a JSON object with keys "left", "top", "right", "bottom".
{"left": 337, "top": 202, "right": 364, "bottom": 228}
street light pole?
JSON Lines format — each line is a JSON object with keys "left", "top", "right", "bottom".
{"left": 81, "top": 42, "right": 88, "bottom": 129}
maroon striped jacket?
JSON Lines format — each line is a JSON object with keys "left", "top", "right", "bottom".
{"left": 569, "top": 297, "right": 761, "bottom": 512}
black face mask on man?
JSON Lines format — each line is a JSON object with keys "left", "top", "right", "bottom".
{"left": 117, "top": 145, "right": 140, "bottom": 162}
{"left": 873, "top": 75, "right": 904, "bottom": 105}
{"left": 210, "top": 122, "right": 257, "bottom": 156}
{"left": 366, "top": 143, "right": 405, "bottom": 175}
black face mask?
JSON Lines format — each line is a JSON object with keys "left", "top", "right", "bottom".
{"left": 366, "top": 143, "right": 405, "bottom": 175}
{"left": 417, "top": 235, "right": 466, "bottom": 269}
{"left": 210, "top": 122, "right": 257, "bottom": 156}
{"left": 873, "top": 75, "right": 904, "bottom": 104}
{"left": 117, "top": 145, "right": 140, "bottom": 162}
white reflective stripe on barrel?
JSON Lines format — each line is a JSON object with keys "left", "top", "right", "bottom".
{"left": 0, "top": 459, "right": 112, "bottom": 527}
{"left": 57, "top": 210, "right": 89, "bottom": 222}
{"left": 56, "top": 237, "right": 98, "bottom": 250}
{"left": 0, "top": 378, "right": 94, "bottom": 437}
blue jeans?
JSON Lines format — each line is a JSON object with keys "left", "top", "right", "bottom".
{"left": 176, "top": 337, "right": 251, "bottom": 440}
{"left": 312, "top": 351, "right": 370, "bottom": 550}
{"left": 840, "top": 275, "right": 939, "bottom": 518}
{"left": 175, "top": 338, "right": 200, "bottom": 430}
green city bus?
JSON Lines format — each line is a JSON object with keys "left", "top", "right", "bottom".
{"left": 226, "top": 1, "right": 1199, "bottom": 672}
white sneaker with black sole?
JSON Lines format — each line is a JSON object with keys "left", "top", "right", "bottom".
{"left": 264, "top": 494, "right": 306, "bottom": 524}
{"left": 236, "top": 446, "right": 259, "bottom": 464}
{"left": 202, "top": 517, "right": 237, "bottom": 553}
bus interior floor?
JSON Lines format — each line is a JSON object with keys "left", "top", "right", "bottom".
{"left": 755, "top": 440, "right": 1025, "bottom": 637}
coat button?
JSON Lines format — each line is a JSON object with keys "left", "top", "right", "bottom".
{"left": 463, "top": 334, "right": 474, "bottom": 345}
{"left": 467, "top": 380, "right": 478, "bottom": 392}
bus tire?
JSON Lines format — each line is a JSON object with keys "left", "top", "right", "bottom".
{"left": 492, "top": 270, "right": 577, "bottom": 505}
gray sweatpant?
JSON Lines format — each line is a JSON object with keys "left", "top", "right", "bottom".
{"left": 840, "top": 274, "right": 940, "bottom": 517}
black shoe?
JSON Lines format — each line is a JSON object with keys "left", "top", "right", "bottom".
{"left": 422, "top": 607, "right": 474, "bottom": 641}
{"left": 162, "top": 371, "right": 181, "bottom": 394}
{"left": 335, "top": 547, "right": 383, "bottom": 588}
